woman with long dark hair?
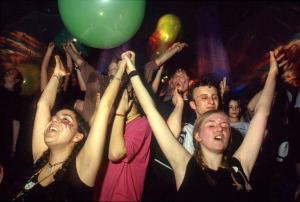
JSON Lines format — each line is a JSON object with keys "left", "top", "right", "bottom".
{"left": 12, "top": 55, "right": 126, "bottom": 201}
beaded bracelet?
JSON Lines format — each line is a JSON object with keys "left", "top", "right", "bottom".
{"left": 128, "top": 70, "right": 139, "bottom": 78}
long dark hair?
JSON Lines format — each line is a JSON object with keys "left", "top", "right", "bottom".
{"left": 32, "top": 110, "right": 89, "bottom": 181}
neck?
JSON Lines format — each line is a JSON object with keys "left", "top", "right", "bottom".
{"left": 201, "top": 149, "right": 223, "bottom": 170}
{"left": 126, "top": 106, "right": 141, "bottom": 124}
{"left": 48, "top": 146, "right": 73, "bottom": 165}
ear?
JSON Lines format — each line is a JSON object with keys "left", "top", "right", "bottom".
{"left": 73, "top": 132, "right": 84, "bottom": 143}
{"left": 194, "top": 131, "right": 202, "bottom": 143}
{"left": 189, "top": 100, "right": 196, "bottom": 110}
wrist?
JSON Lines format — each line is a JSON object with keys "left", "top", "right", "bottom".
{"left": 128, "top": 70, "right": 139, "bottom": 79}
{"left": 52, "top": 74, "right": 63, "bottom": 82}
{"left": 115, "top": 113, "right": 125, "bottom": 117}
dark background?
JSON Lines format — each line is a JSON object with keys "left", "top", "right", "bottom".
{"left": 1, "top": 0, "right": 300, "bottom": 97}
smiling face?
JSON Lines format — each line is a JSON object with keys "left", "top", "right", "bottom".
{"left": 44, "top": 109, "right": 83, "bottom": 147}
{"left": 194, "top": 112, "right": 231, "bottom": 154}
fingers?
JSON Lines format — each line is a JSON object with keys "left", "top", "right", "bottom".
{"left": 55, "top": 55, "right": 61, "bottom": 63}
{"left": 269, "top": 51, "right": 279, "bottom": 74}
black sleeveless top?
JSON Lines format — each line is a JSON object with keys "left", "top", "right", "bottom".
{"left": 13, "top": 159, "right": 93, "bottom": 201}
{"left": 176, "top": 157, "right": 252, "bottom": 201}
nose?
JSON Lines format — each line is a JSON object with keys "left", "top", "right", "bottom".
{"left": 52, "top": 116, "right": 59, "bottom": 123}
{"left": 207, "top": 97, "right": 214, "bottom": 104}
{"left": 215, "top": 124, "right": 222, "bottom": 132}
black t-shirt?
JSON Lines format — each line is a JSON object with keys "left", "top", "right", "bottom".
{"left": 0, "top": 85, "right": 21, "bottom": 165}
{"left": 177, "top": 157, "right": 252, "bottom": 201}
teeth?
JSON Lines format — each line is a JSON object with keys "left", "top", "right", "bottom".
{"left": 214, "top": 135, "right": 222, "bottom": 140}
{"left": 49, "top": 126, "right": 57, "bottom": 132}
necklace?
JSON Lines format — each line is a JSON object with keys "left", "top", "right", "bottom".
{"left": 47, "top": 160, "right": 66, "bottom": 173}
{"left": 126, "top": 113, "right": 141, "bottom": 123}
{"left": 13, "top": 166, "right": 58, "bottom": 201}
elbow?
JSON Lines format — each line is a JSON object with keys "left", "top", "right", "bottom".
{"left": 108, "top": 148, "right": 127, "bottom": 162}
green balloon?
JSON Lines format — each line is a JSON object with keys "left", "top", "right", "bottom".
{"left": 55, "top": 28, "right": 91, "bottom": 57}
{"left": 58, "top": 0, "right": 146, "bottom": 49}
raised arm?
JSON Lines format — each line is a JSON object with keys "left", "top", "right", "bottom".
{"left": 75, "top": 64, "right": 87, "bottom": 91}
{"left": 233, "top": 51, "right": 278, "bottom": 179}
{"left": 144, "top": 42, "right": 188, "bottom": 83}
{"left": 65, "top": 42, "right": 94, "bottom": 83}
{"left": 155, "top": 42, "right": 188, "bottom": 67}
{"left": 123, "top": 51, "right": 191, "bottom": 189}
{"left": 62, "top": 43, "right": 73, "bottom": 92}
{"left": 108, "top": 90, "right": 132, "bottom": 161}
{"left": 151, "top": 65, "right": 164, "bottom": 93}
{"left": 32, "top": 55, "right": 67, "bottom": 162}
{"left": 167, "top": 87, "right": 184, "bottom": 138}
{"left": 40, "top": 42, "right": 55, "bottom": 92}
{"left": 77, "top": 58, "right": 126, "bottom": 187}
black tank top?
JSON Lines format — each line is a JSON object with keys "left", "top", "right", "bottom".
{"left": 13, "top": 159, "right": 93, "bottom": 201}
{"left": 176, "top": 157, "right": 253, "bottom": 201}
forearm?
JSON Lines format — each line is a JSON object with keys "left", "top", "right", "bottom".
{"left": 38, "top": 74, "right": 61, "bottom": 110}
{"left": 63, "top": 75, "right": 70, "bottom": 92}
{"left": 108, "top": 115, "right": 126, "bottom": 161}
{"left": 66, "top": 52, "right": 73, "bottom": 73}
{"left": 65, "top": 45, "right": 84, "bottom": 67}
{"left": 144, "top": 60, "right": 159, "bottom": 83}
{"left": 255, "top": 70, "right": 277, "bottom": 115}
{"left": 76, "top": 69, "right": 87, "bottom": 91}
{"left": 167, "top": 103, "right": 184, "bottom": 138}
{"left": 151, "top": 66, "right": 164, "bottom": 93}
{"left": 40, "top": 50, "right": 53, "bottom": 91}
{"left": 155, "top": 48, "right": 177, "bottom": 66}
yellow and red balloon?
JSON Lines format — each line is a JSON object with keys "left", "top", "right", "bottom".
{"left": 148, "top": 14, "right": 182, "bottom": 58}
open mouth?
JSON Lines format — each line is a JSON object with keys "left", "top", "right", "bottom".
{"left": 214, "top": 135, "right": 223, "bottom": 140}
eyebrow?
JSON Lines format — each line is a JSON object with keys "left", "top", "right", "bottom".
{"left": 199, "top": 93, "right": 218, "bottom": 97}
{"left": 205, "top": 119, "right": 228, "bottom": 124}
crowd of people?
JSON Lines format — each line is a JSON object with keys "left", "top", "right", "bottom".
{"left": 0, "top": 37, "right": 299, "bottom": 201}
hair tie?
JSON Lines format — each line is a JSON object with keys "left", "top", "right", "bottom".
{"left": 128, "top": 70, "right": 139, "bottom": 79}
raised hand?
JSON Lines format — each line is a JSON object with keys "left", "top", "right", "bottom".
{"left": 167, "top": 42, "right": 188, "bottom": 53}
{"left": 122, "top": 50, "right": 135, "bottom": 64}
{"left": 67, "top": 41, "right": 80, "bottom": 55}
{"left": 172, "top": 87, "right": 184, "bottom": 107}
{"left": 53, "top": 55, "right": 67, "bottom": 77}
{"left": 269, "top": 51, "right": 279, "bottom": 75}
{"left": 122, "top": 51, "right": 136, "bottom": 73}
{"left": 219, "top": 77, "right": 228, "bottom": 98}
{"left": 47, "top": 41, "right": 55, "bottom": 51}
{"left": 116, "top": 90, "right": 133, "bottom": 116}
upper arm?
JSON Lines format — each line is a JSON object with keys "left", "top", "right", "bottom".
{"left": 32, "top": 101, "right": 51, "bottom": 162}
{"left": 233, "top": 110, "right": 268, "bottom": 179}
